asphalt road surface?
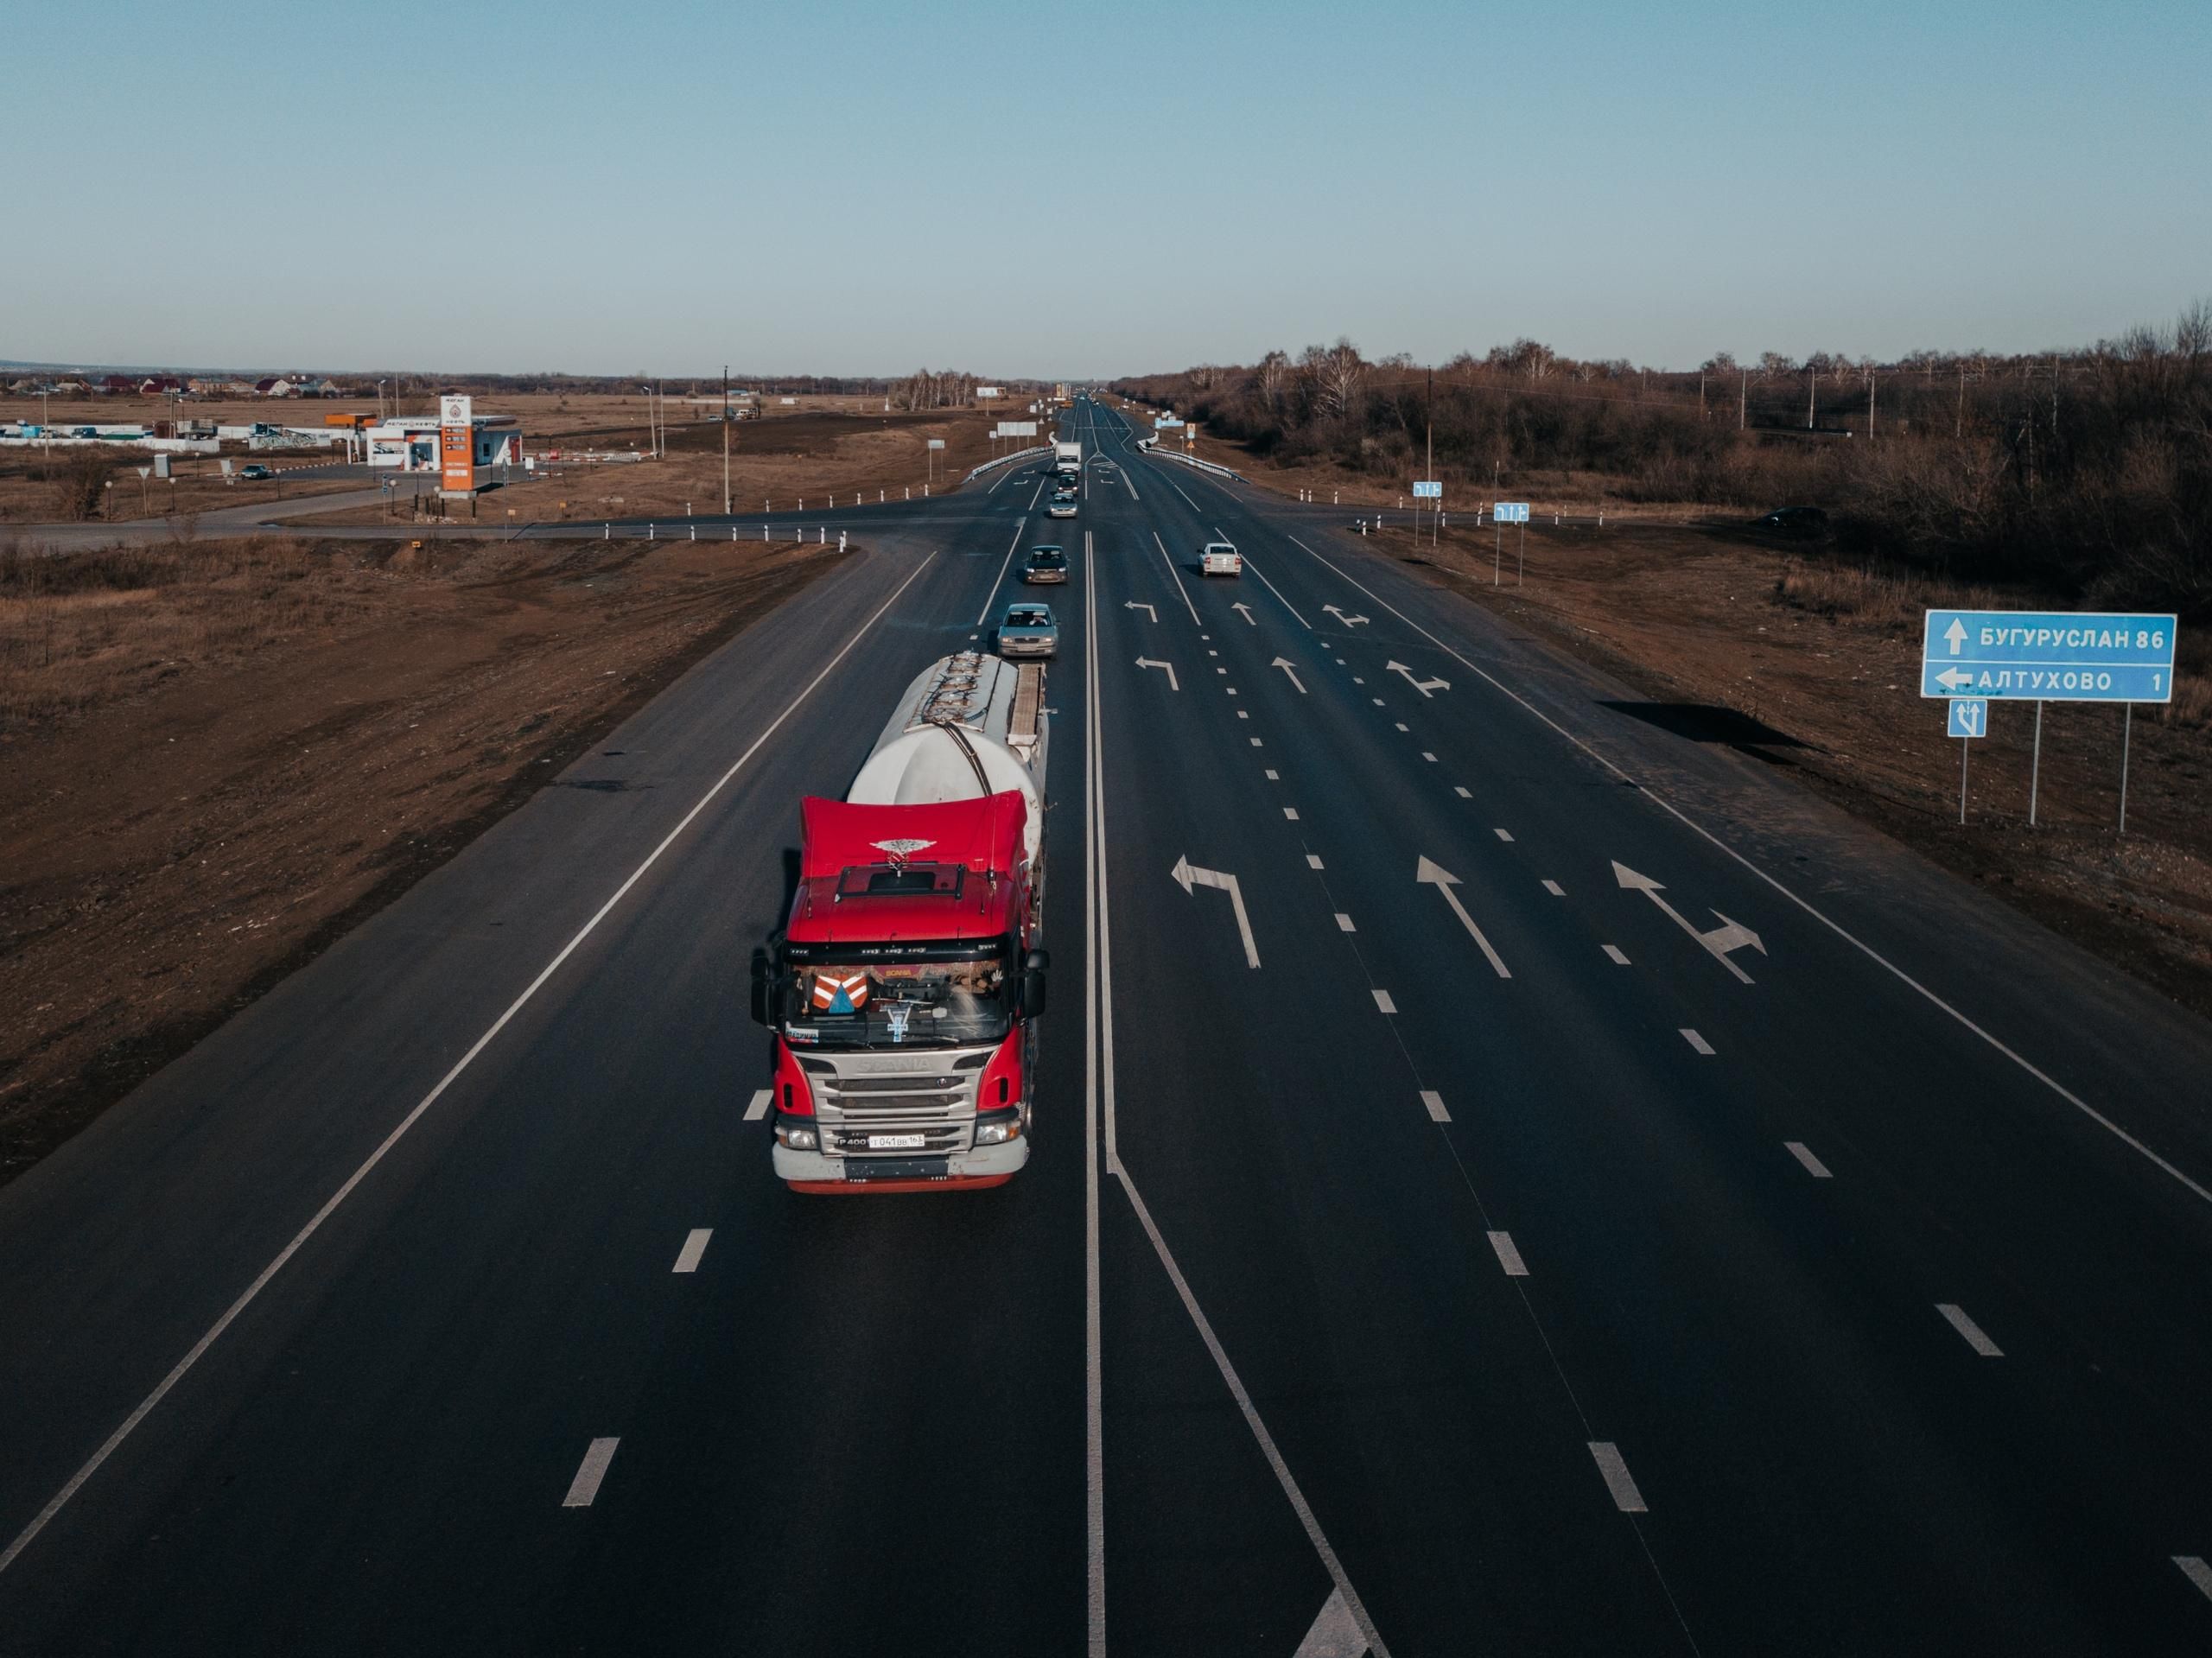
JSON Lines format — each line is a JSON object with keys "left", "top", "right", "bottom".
{"left": 3, "top": 399, "right": 2211, "bottom": 1654}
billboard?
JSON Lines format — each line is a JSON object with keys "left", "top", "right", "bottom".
{"left": 439, "top": 394, "right": 474, "bottom": 492}
{"left": 977, "top": 385, "right": 1002, "bottom": 399}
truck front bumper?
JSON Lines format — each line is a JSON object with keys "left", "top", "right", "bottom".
{"left": 774, "top": 1136, "right": 1030, "bottom": 1193}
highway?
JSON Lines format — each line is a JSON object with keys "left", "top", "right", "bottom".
{"left": 3, "top": 397, "right": 2211, "bottom": 1654}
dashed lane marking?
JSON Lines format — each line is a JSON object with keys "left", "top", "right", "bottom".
{"left": 1785, "top": 1141, "right": 1833, "bottom": 1178}
{"left": 1681, "top": 1029, "right": 1714, "bottom": 1055}
{"left": 1487, "top": 1231, "right": 1529, "bottom": 1276}
{"left": 672, "top": 1229, "right": 712, "bottom": 1273}
{"left": 1603, "top": 945, "right": 1630, "bottom": 965}
{"left": 1936, "top": 1303, "right": 2004, "bottom": 1356}
{"left": 1373, "top": 989, "right": 1397, "bottom": 1013}
{"left": 563, "top": 1438, "right": 621, "bottom": 1508}
{"left": 1588, "top": 1443, "right": 1648, "bottom": 1513}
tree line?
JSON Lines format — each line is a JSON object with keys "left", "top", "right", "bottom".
{"left": 1113, "top": 309, "right": 2212, "bottom": 615}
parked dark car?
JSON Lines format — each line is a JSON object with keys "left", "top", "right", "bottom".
{"left": 239, "top": 464, "right": 275, "bottom": 480}
{"left": 1756, "top": 505, "right": 1828, "bottom": 537}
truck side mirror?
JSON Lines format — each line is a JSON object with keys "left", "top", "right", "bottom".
{"left": 1021, "top": 968, "right": 1048, "bottom": 1020}
{"left": 748, "top": 950, "right": 774, "bottom": 1028}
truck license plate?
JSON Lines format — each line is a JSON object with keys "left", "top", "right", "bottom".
{"left": 868, "top": 1134, "right": 926, "bottom": 1150}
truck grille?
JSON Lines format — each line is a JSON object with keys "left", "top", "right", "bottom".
{"left": 810, "top": 1062, "right": 978, "bottom": 1153}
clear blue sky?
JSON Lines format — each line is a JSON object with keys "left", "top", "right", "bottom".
{"left": 8, "top": 0, "right": 2206, "bottom": 378}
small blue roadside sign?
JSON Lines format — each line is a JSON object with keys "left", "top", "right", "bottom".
{"left": 1921, "top": 609, "right": 2177, "bottom": 702}
{"left": 1948, "top": 698, "right": 1987, "bottom": 739}
{"left": 1492, "top": 501, "right": 1530, "bottom": 524}
{"left": 1413, "top": 480, "right": 1441, "bottom": 499}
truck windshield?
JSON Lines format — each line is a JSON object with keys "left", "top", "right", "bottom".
{"left": 780, "top": 942, "right": 1012, "bottom": 1049}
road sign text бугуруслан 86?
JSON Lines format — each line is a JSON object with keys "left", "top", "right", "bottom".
{"left": 1413, "top": 480, "right": 1441, "bottom": 499}
{"left": 1948, "top": 698, "right": 1987, "bottom": 740}
{"left": 1920, "top": 609, "right": 2177, "bottom": 702}
{"left": 1492, "top": 502, "right": 1530, "bottom": 523}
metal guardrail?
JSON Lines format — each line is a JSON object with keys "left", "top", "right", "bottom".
{"left": 1135, "top": 438, "right": 1242, "bottom": 482}
{"left": 963, "top": 444, "right": 1052, "bottom": 484}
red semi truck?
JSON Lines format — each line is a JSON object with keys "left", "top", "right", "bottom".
{"left": 755, "top": 651, "right": 1050, "bottom": 1192}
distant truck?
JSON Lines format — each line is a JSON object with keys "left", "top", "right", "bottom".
{"left": 1053, "top": 440, "right": 1082, "bottom": 478}
{"left": 754, "top": 651, "right": 1051, "bottom": 1192}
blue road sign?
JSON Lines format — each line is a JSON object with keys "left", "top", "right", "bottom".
{"left": 1413, "top": 480, "right": 1441, "bottom": 499}
{"left": 1492, "top": 501, "right": 1530, "bottom": 524}
{"left": 1948, "top": 698, "right": 1988, "bottom": 739}
{"left": 1920, "top": 609, "right": 2177, "bottom": 702}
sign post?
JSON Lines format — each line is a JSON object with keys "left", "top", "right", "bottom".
{"left": 1947, "top": 697, "right": 1988, "bottom": 823}
{"left": 1921, "top": 609, "right": 2177, "bottom": 832}
{"left": 1413, "top": 480, "right": 1440, "bottom": 556}
{"left": 1493, "top": 502, "right": 1531, "bottom": 582}
{"left": 926, "top": 436, "right": 944, "bottom": 486}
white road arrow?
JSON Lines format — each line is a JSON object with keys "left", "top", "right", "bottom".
{"left": 1323, "top": 605, "right": 1370, "bottom": 628}
{"left": 1231, "top": 601, "right": 1257, "bottom": 626}
{"left": 1135, "top": 657, "right": 1179, "bottom": 691}
{"left": 1611, "top": 861, "right": 1765, "bottom": 984}
{"left": 1386, "top": 659, "right": 1450, "bottom": 697}
{"left": 1935, "top": 667, "right": 1972, "bottom": 691}
{"left": 1172, "top": 855, "right": 1260, "bottom": 968}
{"left": 1414, "top": 856, "right": 1511, "bottom": 977}
{"left": 1124, "top": 601, "right": 1157, "bottom": 622}
{"left": 1271, "top": 657, "right": 1307, "bottom": 694}
{"left": 1944, "top": 618, "right": 1967, "bottom": 656}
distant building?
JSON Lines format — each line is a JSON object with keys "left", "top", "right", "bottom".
{"left": 364, "top": 412, "right": 523, "bottom": 474}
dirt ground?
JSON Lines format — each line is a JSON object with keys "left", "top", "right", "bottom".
{"left": 1353, "top": 517, "right": 2212, "bottom": 1019}
{"left": 0, "top": 532, "right": 844, "bottom": 1183}
{"left": 0, "top": 451, "right": 368, "bottom": 524}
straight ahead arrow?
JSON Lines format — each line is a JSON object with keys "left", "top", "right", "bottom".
{"left": 1415, "top": 856, "right": 1511, "bottom": 977}
{"left": 1135, "top": 657, "right": 1179, "bottom": 691}
{"left": 1231, "top": 601, "right": 1256, "bottom": 626}
{"left": 1944, "top": 618, "right": 1967, "bottom": 656}
{"left": 1386, "top": 659, "right": 1450, "bottom": 697}
{"left": 1124, "top": 600, "right": 1157, "bottom": 622}
{"left": 1271, "top": 657, "right": 1307, "bottom": 694}
{"left": 1172, "top": 855, "right": 1260, "bottom": 968}
{"left": 1611, "top": 861, "right": 1764, "bottom": 983}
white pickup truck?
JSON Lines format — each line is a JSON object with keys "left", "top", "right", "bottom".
{"left": 1200, "top": 540, "right": 1242, "bottom": 576}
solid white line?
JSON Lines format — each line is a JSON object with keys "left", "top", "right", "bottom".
{"left": 1421, "top": 1089, "right": 1450, "bottom": 1122}
{"left": 1027, "top": 473, "right": 1048, "bottom": 511}
{"left": 1454, "top": 786, "right": 1471, "bottom": 799}
{"left": 0, "top": 549, "right": 944, "bottom": 1582}
{"left": 563, "top": 1438, "right": 620, "bottom": 1508}
{"left": 1307, "top": 854, "right": 1325, "bottom": 869}
{"left": 1150, "top": 530, "right": 1202, "bottom": 626}
{"left": 672, "top": 1228, "right": 712, "bottom": 1274}
{"left": 1120, "top": 466, "right": 1139, "bottom": 502}
{"left": 1284, "top": 530, "right": 2212, "bottom": 1210}
{"left": 1784, "top": 1140, "right": 1834, "bottom": 1178}
{"left": 1588, "top": 1442, "right": 1648, "bottom": 1512}
{"left": 1604, "top": 945, "right": 1630, "bottom": 965}
{"left": 1494, "top": 828, "right": 1515, "bottom": 842}
{"left": 1542, "top": 880, "right": 1565, "bottom": 896}
{"left": 744, "top": 1088, "right": 772, "bottom": 1121}
{"left": 1084, "top": 540, "right": 1107, "bottom": 1656}
{"left": 1113, "top": 1166, "right": 1391, "bottom": 1656}
{"left": 1336, "top": 913, "right": 1356, "bottom": 932}
{"left": 975, "top": 519, "right": 1027, "bottom": 626}
{"left": 2176, "top": 1556, "right": 2212, "bottom": 1603}
{"left": 1168, "top": 478, "right": 1199, "bottom": 511}
{"left": 1681, "top": 1029, "right": 1715, "bottom": 1055}
{"left": 1936, "top": 1303, "right": 2004, "bottom": 1356}
{"left": 1488, "top": 1230, "right": 1529, "bottom": 1276}
{"left": 1284, "top": 807, "right": 1300, "bottom": 821}
{"left": 1373, "top": 989, "right": 1397, "bottom": 1013}
{"left": 1234, "top": 548, "right": 1312, "bottom": 630}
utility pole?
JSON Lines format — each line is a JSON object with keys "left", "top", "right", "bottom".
{"left": 721, "top": 363, "right": 731, "bottom": 514}
{"left": 1958, "top": 364, "right": 1966, "bottom": 439}
{"left": 1739, "top": 370, "right": 1746, "bottom": 430}
{"left": 1867, "top": 372, "right": 1876, "bottom": 440}
{"left": 1425, "top": 367, "right": 1433, "bottom": 548}
{"left": 1808, "top": 365, "right": 1817, "bottom": 430}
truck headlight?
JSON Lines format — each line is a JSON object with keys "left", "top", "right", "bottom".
{"left": 776, "top": 1121, "right": 820, "bottom": 1151}
{"left": 972, "top": 1111, "right": 1023, "bottom": 1146}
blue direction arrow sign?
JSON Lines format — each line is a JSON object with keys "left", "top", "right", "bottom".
{"left": 1947, "top": 698, "right": 1987, "bottom": 739}
{"left": 1413, "top": 480, "right": 1441, "bottom": 499}
{"left": 1921, "top": 609, "right": 2177, "bottom": 702}
{"left": 1492, "top": 501, "right": 1530, "bottom": 524}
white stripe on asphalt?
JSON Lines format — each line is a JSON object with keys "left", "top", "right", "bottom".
{"left": 672, "top": 1229, "right": 712, "bottom": 1273}
{"left": 1395, "top": 722, "right": 1408, "bottom": 732}
{"left": 1487, "top": 1231, "right": 1529, "bottom": 1276}
{"left": 0, "top": 549, "right": 946, "bottom": 1582}
{"left": 563, "top": 1438, "right": 620, "bottom": 1507}
{"left": 1307, "top": 854, "right": 1325, "bottom": 870}
{"left": 1252, "top": 738, "right": 1264, "bottom": 746}
{"left": 975, "top": 518, "right": 1027, "bottom": 625}
{"left": 1542, "top": 880, "right": 1564, "bottom": 896}
{"left": 1148, "top": 530, "right": 1202, "bottom": 625}
{"left": 1494, "top": 828, "right": 1514, "bottom": 842}
{"left": 1784, "top": 1140, "right": 1833, "bottom": 1178}
{"left": 1454, "top": 786, "right": 1471, "bottom": 798}
{"left": 1588, "top": 1442, "right": 1648, "bottom": 1512}
{"left": 1936, "top": 1303, "right": 2004, "bottom": 1356}
{"left": 744, "top": 1088, "right": 772, "bottom": 1121}
{"left": 1373, "top": 990, "right": 1397, "bottom": 1013}
{"left": 1284, "top": 807, "right": 1299, "bottom": 820}
{"left": 1603, "top": 945, "right": 1630, "bottom": 965}
{"left": 1421, "top": 1090, "right": 1450, "bottom": 1122}
{"left": 2176, "top": 1557, "right": 2212, "bottom": 1603}
{"left": 1283, "top": 530, "right": 2212, "bottom": 1212}
{"left": 1681, "top": 1029, "right": 1714, "bottom": 1055}
{"left": 1238, "top": 710, "right": 1250, "bottom": 719}
{"left": 1294, "top": 1587, "right": 1370, "bottom": 1657}
{"left": 1266, "top": 769, "right": 1280, "bottom": 780}
{"left": 1335, "top": 913, "right": 1356, "bottom": 932}
{"left": 1234, "top": 548, "right": 1313, "bottom": 630}
{"left": 1422, "top": 752, "right": 1437, "bottom": 762}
